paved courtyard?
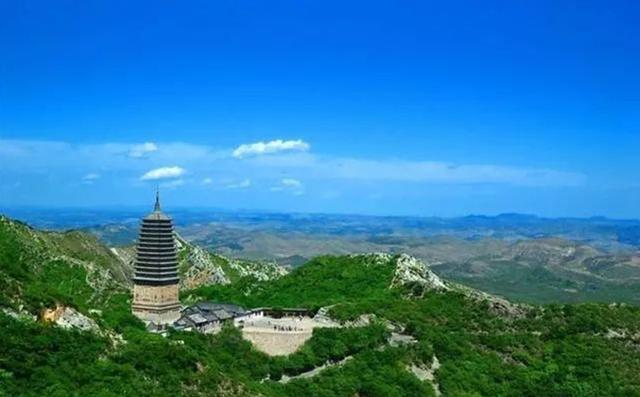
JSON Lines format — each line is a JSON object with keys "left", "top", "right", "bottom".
{"left": 240, "top": 315, "right": 336, "bottom": 356}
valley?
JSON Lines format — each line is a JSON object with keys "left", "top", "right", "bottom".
{"left": 4, "top": 208, "right": 639, "bottom": 305}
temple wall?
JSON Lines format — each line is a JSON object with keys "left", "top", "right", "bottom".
{"left": 242, "top": 329, "right": 313, "bottom": 356}
{"left": 133, "top": 284, "right": 179, "bottom": 305}
{"left": 132, "top": 308, "right": 181, "bottom": 324}
{"left": 132, "top": 284, "right": 180, "bottom": 324}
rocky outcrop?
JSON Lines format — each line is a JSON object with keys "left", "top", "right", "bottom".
{"left": 2, "top": 307, "right": 37, "bottom": 321}
{"left": 351, "top": 252, "right": 394, "bottom": 266}
{"left": 408, "top": 355, "right": 442, "bottom": 396}
{"left": 176, "top": 235, "right": 287, "bottom": 289}
{"left": 350, "top": 252, "right": 528, "bottom": 318}
{"left": 454, "top": 284, "right": 529, "bottom": 318}
{"left": 42, "top": 305, "right": 100, "bottom": 333}
{"left": 349, "top": 253, "right": 449, "bottom": 292}
{"left": 391, "top": 254, "right": 449, "bottom": 291}
{"left": 227, "top": 258, "right": 288, "bottom": 282}
{"left": 180, "top": 242, "right": 230, "bottom": 289}
{"left": 109, "top": 247, "right": 136, "bottom": 280}
{"left": 312, "top": 306, "right": 338, "bottom": 326}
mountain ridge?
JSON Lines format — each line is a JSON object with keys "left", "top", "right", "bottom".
{"left": 2, "top": 214, "right": 640, "bottom": 396}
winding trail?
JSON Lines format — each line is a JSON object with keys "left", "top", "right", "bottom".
{"left": 278, "top": 356, "right": 354, "bottom": 383}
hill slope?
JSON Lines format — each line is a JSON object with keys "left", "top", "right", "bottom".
{"left": 1, "top": 216, "right": 640, "bottom": 396}
{"left": 430, "top": 237, "right": 640, "bottom": 304}
{"left": 85, "top": 218, "right": 640, "bottom": 305}
{"left": 0, "top": 215, "right": 129, "bottom": 313}
{"left": 0, "top": 215, "right": 285, "bottom": 320}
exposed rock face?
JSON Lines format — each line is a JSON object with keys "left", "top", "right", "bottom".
{"left": 350, "top": 253, "right": 448, "bottom": 292}
{"left": 389, "top": 331, "right": 417, "bottom": 347}
{"left": 109, "top": 247, "right": 136, "bottom": 281}
{"left": 455, "top": 285, "right": 529, "bottom": 318}
{"left": 176, "top": 235, "right": 288, "bottom": 289}
{"left": 180, "top": 242, "right": 230, "bottom": 289}
{"left": 391, "top": 253, "right": 449, "bottom": 291}
{"left": 227, "top": 258, "right": 288, "bottom": 282}
{"left": 408, "top": 355, "right": 441, "bottom": 396}
{"left": 42, "top": 305, "right": 100, "bottom": 333}
{"left": 351, "top": 252, "right": 394, "bottom": 266}
{"left": 2, "top": 307, "right": 37, "bottom": 321}
{"left": 352, "top": 252, "right": 528, "bottom": 318}
{"left": 312, "top": 307, "right": 338, "bottom": 326}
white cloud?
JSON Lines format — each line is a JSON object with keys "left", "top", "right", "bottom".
{"left": 201, "top": 177, "right": 213, "bottom": 185}
{"left": 281, "top": 178, "right": 302, "bottom": 187}
{"left": 226, "top": 179, "right": 251, "bottom": 189}
{"left": 140, "top": 166, "right": 185, "bottom": 181}
{"left": 0, "top": 139, "right": 587, "bottom": 190}
{"left": 128, "top": 142, "right": 158, "bottom": 158}
{"left": 232, "top": 139, "right": 310, "bottom": 159}
{"left": 82, "top": 173, "right": 100, "bottom": 181}
{"left": 271, "top": 178, "right": 304, "bottom": 195}
{"left": 81, "top": 173, "right": 100, "bottom": 185}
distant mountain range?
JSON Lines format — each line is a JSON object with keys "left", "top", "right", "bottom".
{"left": 2, "top": 208, "right": 639, "bottom": 305}
{"left": 3, "top": 208, "right": 640, "bottom": 247}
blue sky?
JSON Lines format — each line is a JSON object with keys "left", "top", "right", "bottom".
{"left": 1, "top": 1, "right": 639, "bottom": 218}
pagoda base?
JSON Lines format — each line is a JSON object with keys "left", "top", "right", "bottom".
{"left": 132, "top": 284, "right": 181, "bottom": 324}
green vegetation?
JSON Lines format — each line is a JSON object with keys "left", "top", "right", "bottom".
{"left": 0, "top": 216, "right": 126, "bottom": 313}
{"left": 433, "top": 257, "right": 640, "bottom": 306}
{"left": 2, "top": 215, "right": 640, "bottom": 396}
{"left": 187, "top": 255, "right": 399, "bottom": 310}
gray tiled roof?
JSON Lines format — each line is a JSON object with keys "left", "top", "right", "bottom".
{"left": 188, "top": 313, "right": 208, "bottom": 325}
{"left": 177, "top": 301, "right": 246, "bottom": 326}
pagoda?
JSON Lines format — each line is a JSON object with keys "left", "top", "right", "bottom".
{"left": 131, "top": 191, "right": 181, "bottom": 324}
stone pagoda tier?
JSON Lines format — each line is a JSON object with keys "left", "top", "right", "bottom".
{"left": 131, "top": 191, "right": 181, "bottom": 325}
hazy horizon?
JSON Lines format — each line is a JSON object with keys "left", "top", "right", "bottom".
{"left": 2, "top": 204, "right": 639, "bottom": 223}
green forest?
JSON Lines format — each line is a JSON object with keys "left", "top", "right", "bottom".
{"left": 1, "top": 216, "right": 640, "bottom": 396}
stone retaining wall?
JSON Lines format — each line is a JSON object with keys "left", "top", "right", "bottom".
{"left": 242, "top": 328, "right": 313, "bottom": 356}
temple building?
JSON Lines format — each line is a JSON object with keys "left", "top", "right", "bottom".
{"left": 131, "top": 191, "right": 181, "bottom": 324}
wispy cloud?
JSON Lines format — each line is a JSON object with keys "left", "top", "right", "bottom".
{"left": 81, "top": 173, "right": 100, "bottom": 184}
{"left": 323, "top": 158, "right": 587, "bottom": 187}
{"left": 232, "top": 139, "right": 310, "bottom": 159}
{"left": 201, "top": 177, "right": 213, "bottom": 185}
{"left": 140, "top": 166, "right": 185, "bottom": 181}
{"left": 226, "top": 179, "right": 251, "bottom": 189}
{"left": 128, "top": 142, "right": 158, "bottom": 158}
{"left": 249, "top": 154, "right": 586, "bottom": 187}
{"left": 0, "top": 139, "right": 587, "bottom": 191}
{"left": 281, "top": 178, "right": 302, "bottom": 187}
{"left": 271, "top": 178, "right": 304, "bottom": 195}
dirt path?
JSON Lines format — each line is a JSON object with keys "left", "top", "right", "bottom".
{"left": 279, "top": 356, "right": 353, "bottom": 383}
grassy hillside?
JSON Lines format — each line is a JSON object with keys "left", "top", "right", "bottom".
{"left": 0, "top": 215, "right": 130, "bottom": 313}
{"left": 186, "top": 254, "right": 398, "bottom": 309}
{"left": 2, "top": 216, "right": 640, "bottom": 396}
{"left": 80, "top": 214, "right": 640, "bottom": 305}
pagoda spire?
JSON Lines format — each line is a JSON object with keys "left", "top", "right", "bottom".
{"left": 154, "top": 187, "right": 161, "bottom": 212}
